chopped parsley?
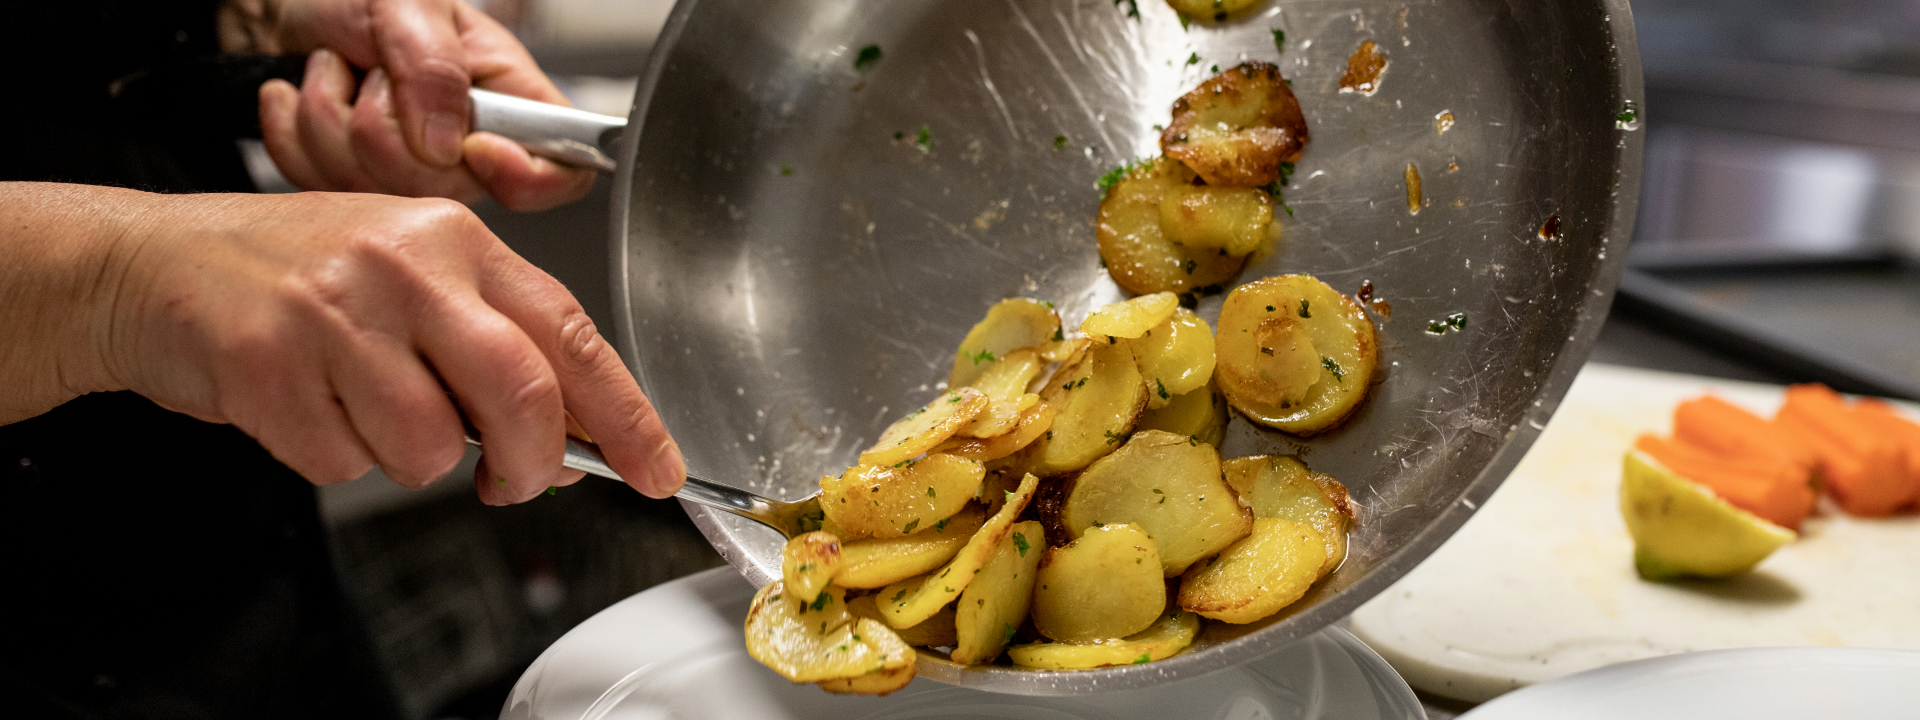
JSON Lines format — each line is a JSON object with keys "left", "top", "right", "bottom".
{"left": 1097, "top": 158, "right": 1148, "bottom": 194}
{"left": 969, "top": 348, "right": 997, "bottom": 364}
{"left": 1053, "top": 135, "right": 1068, "bottom": 151}
{"left": 915, "top": 124, "right": 934, "bottom": 154}
{"left": 1426, "top": 312, "right": 1469, "bottom": 335}
{"left": 1113, "top": 0, "right": 1140, "bottom": 20}
{"left": 1183, "top": 259, "right": 1197, "bottom": 274}
{"left": 1013, "top": 531, "right": 1030, "bottom": 557}
{"left": 1002, "top": 622, "right": 1018, "bottom": 645}
{"left": 1156, "top": 379, "right": 1169, "bottom": 400}
{"left": 891, "top": 589, "right": 908, "bottom": 603}
{"left": 928, "top": 487, "right": 937, "bottom": 498}
{"left": 902, "top": 518, "right": 920, "bottom": 533}
{"left": 545, "top": 486, "right": 557, "bottom": 496}
{"left": 1188, "top": 435, "right": 1199, "bottom": 446}
{"left": 1052, "top": 326, "right": 1065, "bottom": 342}
{"left": 1133, "top": 652, "right": 1153, "bottom": 664}
{"left": 1616, "top": 100, "right": 1638, "bottom": 126}
{"left": 779, "top": 165, "right": 793, "bottom": 176}
{"left": 1266, "top": 305, "right": 1275, "bottom": 312}
{"left": 1322, "top": 356, "right": 1346, "bottom": 381}
{"left": 1210, "top": 64, "right": 1220, "bottom": 73}
{"left": 811, "top": 592, "right": 832, "bottom": 611}
{"left": 854, "top": 44, "right": 882, "bottom": 69}
{"left": 935, "top": 518, "right": 949, "bottom": 532}
{"left": 1298, "top": 299, "right": 1311, "bottom": 318}
{"left": 1272, "top": 28, "right": 1286, "bottom": 53}
{"left": 1104, "top": 429, "right": 1126, "bottom": 445}
{"left": 1186, "top": 52, "right": 1201, "bottom": 66}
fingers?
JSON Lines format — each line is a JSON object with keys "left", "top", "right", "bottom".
{"left": 214, "top": 329, "right": 379, "bottom": 485}
{"left": 259, "top": 78, "right": 329, "bottom": 191}
{"left": 370, "top": 0, "right": 470, "bottom": 167}
{"left": 293, "top": 49, "right": 380, "bottom": 192}
{"left": 463, "top": 133, "right": 596, "bottom": 212}
{"left": 350, "top": 69, "right": 486, "bottom": 203}
{"left": 479, "top": 252, "right": 685, "bottom": 499}
{"left": 326, "top": 331, "right": 467, "bottom": 488}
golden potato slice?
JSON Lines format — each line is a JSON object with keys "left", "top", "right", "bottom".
{"left": 1007, "top": 610, "right": 1200, "bottom": 670}
{"left": 1164, "top": 0, "right": 1263, "bottom": 22}
{"left": 1129, "top": 307, "right": 1216, "bottom": 409}
{"left": 1215, "top": 275, "right": 1378, "bottom": 435}
{"left": 1080, "top": 292, "right": 1179, "bottom": 340}
{"left": 957, "top": 348, "right": 1045, "bottom": 438}
{"left": 1096, "top": 158, "right": 1247, "bottom": 296}
{"left": 1221, "top": 456, "right": 1355, "bottom": 577}
{"left": 1161, "top": 62, "right": 1309, "bottom": 188}
{"left": 1158, "top": 184, "right": 1273, "bottom": 257}
{"left": 936, "top": 401, "right": 1057, "bottom": 463}
{"left": 744, "top": 581, "right": 915, "bottom": 684}
{"left": 849, "top": 594, "right": 958, "bottom": 648}
{"left": 860, "top": 389, "right": 989, "bottom": 467}
{"left": 816, "top": 663, "right": 914, "bottom": 696}
{"left": 1034, "top": 338, "right": 1081, "bottom": 363}
{"left": 1031, "top": 523, "right": 1166, "bottom": 642}
{"left": 952, "top": 520, "right": 1045, "bottom": 665}
{"left": 1137, "top": 381, "right": 1229, "bottom": 448}
{"left": 950, "top": 299, "right": 1063, "bottom": 390}
{"left": 877, "top": 474, "right": 1038, "bottom": 629}
{"left": 1023, "top": 339, "right": 1150, "bottom": 476}
{"left": 1059, "top": 430, "right": 1253, "bottom": 575}
{"left": 821, "top": 455, "right": 984, "bottom": 539}
{"left": 1178, "top": 518, "right": 1326, "bottom": 624}
{"left": 782, "top": 531, "right": 844, "bottom": 601}
{"left": 976, "top": 467, "right": 1027, "bottom": 517}
{"left": 835, "top": 505, "right": 986, "bottom": 589}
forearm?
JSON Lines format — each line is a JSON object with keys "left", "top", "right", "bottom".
{"left": 0, "top": 182, "right": 146, "bottom": 424}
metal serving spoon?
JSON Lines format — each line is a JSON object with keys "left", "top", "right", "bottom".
{"left": 462, "top": 434, "right": 823, "bottom": 539}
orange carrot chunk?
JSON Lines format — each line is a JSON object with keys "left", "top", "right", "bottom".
{"left": 1633, "top": 434, "right": 1812, "bottom": 530}
{"left": 1774, "top": 385, "right": 1914, "bottom": 517}
{"left": 1852, "top": 398, "right": 1920, "bottom": 509}
{"left": 1674, "top": 395, "right": 1818, "bottom": 476}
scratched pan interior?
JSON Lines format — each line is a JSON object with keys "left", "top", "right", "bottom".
{"left": 611, "top": 0, "right": 1642, "bottom": 695}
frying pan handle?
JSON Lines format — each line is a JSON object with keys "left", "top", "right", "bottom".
{"left": 468, "top": 87, "right": 626, "bottom": 174}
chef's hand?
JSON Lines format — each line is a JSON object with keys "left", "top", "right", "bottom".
{"left": 0, "top": 183, "right": 682, "bottom": 503}
{"left": 222, "top": 0, "right": 594, "bottom": 211}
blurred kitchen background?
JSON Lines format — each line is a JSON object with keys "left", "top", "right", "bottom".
{"left": 280, "top": 1, "right": 1920, "bottom": 718}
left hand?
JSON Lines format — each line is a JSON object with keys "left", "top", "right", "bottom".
{"left": 222, "top": 0, "right": 596, "bottom": 211}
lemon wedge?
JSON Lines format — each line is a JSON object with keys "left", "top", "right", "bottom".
{"left": 1620, "top": 450, "right": 1795, "bottom": 581}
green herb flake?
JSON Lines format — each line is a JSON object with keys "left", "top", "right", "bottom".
{"left": 1113, "top": 0, "right": 1140, "bottom": 20}
{"left": 1322, "top": 356, "right": 1346, "bottom": 381}
{"left": 545, "top": 486, "right": 557, "bottom": 496}
{"left": 1427, "top": 312, "right": 1470, "bottom": 335}
{"left": 1096, "top": 160, "right": 1137, "bottom": 194}
{"left": 1013, "top": 531, "right": 1031, "bottom": 557}
{"left": 1210, "top": 64, "right": 1220, "bottom": 73}
{"left": 1272, "top": 28, "right": 1286, "bottom": 53}
{"left": 915, "top": 124, "right": 934, "bottom": 154}
{"left": 1133, "top": 652, "right": 1153, "bottom": 665}
{"left": 853, "top": 633, "right": 863, "bottom": 642}
{"left": 1180, "top": 15, "right": 1190, "bottom": 30}
{"left": 1266, "top": 305, "right": 1275, "bottom": 312}
{"left": 1298, "top": 299, "right": 1311, "bottom": 318}
{"left": 1002, "top": 622, "right": 1018, "bottom": 645}
{"left": 779, "top": 165, "right": 793, "bottom": 176}
{"left": 1005, "top": 490, "right": 1016, "bottom": 503}
{"left": 855, "top": 44, "right": 883, "bottom": 69}
{"left": 1156, "top": 379, "right": 1170, "bottom": 400}
{"left": 1104, "top": 429, "right": 1125, "bottom": 445}
{"left": 927, "top": 487, "right": 937, "bottom": 498}
{"left": 1616, "top": 100, "right": 1638, "bottom": 126}
{"left": 1053, "top": 135, "right": 1068, "bottom": 151}
{"left": 1186, "top": 52, "right": 1201, "bottom": 66}
{"left": 891, "top": 589, "right": 908, "bottom": 603}
{"left": 969, "top": 348, "right": 997, "bottom": 364}
{"left": 1188, "top": 435, "right": 1199, "bottom": 446}
{"left": 1052, "top": 326, "right": 1065, "bottom": 342}
{"left": 935, "top": 518, "right": 949, "bottom": 532}
{"left": 811, "top": 592, "right": 833, "bottom": 611}
{"left": 1183, "top": 259, "right": 1197, "bottom": 274}
{"left": 903, "top": 518, "right": 920, "bottom": 533}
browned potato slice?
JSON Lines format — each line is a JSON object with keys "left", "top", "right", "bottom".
{"left": 1059, "top": 430, "right": 1253, "bottom": 575}
{"left": 821, "top": 455, "right": 984, "bottom": 539}
{"left": 816, "top": 663, "right": 914, "bottom": 696}
{"left": 1023, "top": 339, "right": 1150, "bottom": 476}
{"left": 952, "top": 520, "right": 1045, "bottom": 665}
{"left": 860, "top": 389, "right": 989, "bottom": 467}
{"left": 849, "top": 593, "right": 958, "bottom": 648}
{"left": 1137, "top": 381, "right": 1229, "bottom": 448}
{"left": 1158, "top": 184, "right": 1273, "bottom": 257}
{"left": 1178, "top": 518, "right": 1326, "bottom": 623}
{"left": 1031, "top": 523, "right": 1166, "bottom": 642}
{"left": 975, "top": 467, "right": 1026, "bottom": 517}
{"left": 935, "top": 401, "right": 1057, "bottom": 463}
{"left": 1129, "top": 306, "right": 1216, "bottom": 409}
{"left": 1164, "top": 0, "right": 1264, "bottom": 22}
{"left": 877, "top": 474, "right": 1039, "bottom": 629}
{"left": 782, "top": 531, "right": 843, "bottom": 601}
{"left": 1007, "top": 610, "right": 1199, "bottom": 670}
{"left": 957, "top": 349, "right": 1045, "bottom": 438}
{"left": 1080, "top": 292, "right": 1179, "bottom": 340}
{"left": 1097, "top": 158, "right": 1247, "bottom": 296}
{"left": 950, "top": 299, "right": 1063, "bottom": 389}
{"left": 835, "top": 505, "right": 986, "bottom": 589}
{"left": 744, "top": 581, "right": 915, "bottom": 684}
{"left": 1221, "top": 456, "right": 1355, "bottom": 576}
{"left": 1161, "top": 62, "right": 1309, "bottom": 188}
{"left": 1215, "top": 275, "right": 1378, "bottom": 435}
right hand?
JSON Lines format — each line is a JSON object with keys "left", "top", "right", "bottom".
{"left": 91, "top": 190, "right": 682, "bottom": 503}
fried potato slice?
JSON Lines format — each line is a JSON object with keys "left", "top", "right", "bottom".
{"left": 1215, "top": 275, "right": 1378, "bottom": 435}
{"left": 816, "top": 663, "right": 915, "bottom": 696}
{"left": 860, "top": 389, "right": 989, "bottom": 467}
{"left": 976, "top": 467, "right": 1027, "bottom": 517}
{"left": 1222, "top": 456, "right": 1355, "bottom": 576}
{"left": 935, "top": 401, "right": 1057, "bottom": 463}
{"left": 849, "top": 594, "right": 957, "bottom": 648}
{"left": 1007, "top": 610, "right": 1200, "bottom": 670}
{"left": 782, "top": 531, "right": 844, "bottom": 601}
{"left": 950, "top": 299, "right": 1063, "bottom": 390}
{"left": 958, "top": 348, "right": 1046, "bottom": 438}
{"left": 1161, "top": 62, "right": 1309, "bottom": 188}
{"left": 1031, "top": 523, "right": 1166, "bottom": 642}
{"left": 1096, "top": 158, "right": 1247, "bottom": 296}
{"left": 834, "top": 505, "right": 986, "bottom": 589}
{"left": 877, "top": 473, "right": 1039, "bottom": 629}
{"left": 1129, "top": 306, "right": 1216, "bottom": 409}
{"left": 1023, "top": 339, "right": 1150, "bottom": 476}
{"left": 1165, "top": 0, "right": 1263, "bottom": 22}
{"left": 1158, "top": 184, "right": 1273, "bottom": 257}
{"left": 952, "top": 520, "right": 1045, "bottom": 665}
{"left": 744, "top": 581, "right": 915, "bottom": 684}
{"left": 1080, "top": 292, "right": 1180, "bottom": 340}
{"left": 1178, "top": 518, "right": 1326, "bottom": 624}
{"left": 822, "top": 455, "right": 984, "bottom": 539}
{"left": 1060, "top": 430, "right": 1253, "bottom": 576}
{"left": 1137, "top": 380, "right": 1229, "bottom": 448}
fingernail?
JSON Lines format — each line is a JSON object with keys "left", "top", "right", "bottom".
{"left": 425, "top": 111, "right": 465, "bottom": 166}
{"left": 647, "top": 441, "right": 686, "bottom": 497}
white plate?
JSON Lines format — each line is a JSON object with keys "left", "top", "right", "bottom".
{"left": 1460, "top": 647, "right": 1920, "bottom": 719}
{"left": 501, "top": 567, "right": 1423, "bottom": 720}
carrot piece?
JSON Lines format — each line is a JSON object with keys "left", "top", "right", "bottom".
{"left": 1853, "top": 398, "right": 1920, "bottom": 506}
{"left": 1774, "top": 385, "right": 1915, "bottom": 516}
{"left": 1674, "top": 395, "right": 1818, "bottom": 475}
{"left": 1633, "top": 434, "right": 1813, "bottom": 530}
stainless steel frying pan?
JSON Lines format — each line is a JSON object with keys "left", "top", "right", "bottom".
{"left": 554, "top": 0, "right": 1642, "bottom": 696}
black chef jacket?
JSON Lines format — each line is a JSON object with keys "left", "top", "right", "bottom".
{"left": 0, "top": 3, "right": 405, "bottom": 719}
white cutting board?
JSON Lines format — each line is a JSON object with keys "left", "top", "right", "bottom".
{"left": 1348, "top": 363, "right": 1920, "bottom": 703}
